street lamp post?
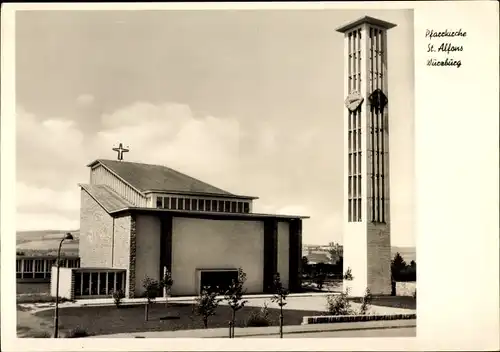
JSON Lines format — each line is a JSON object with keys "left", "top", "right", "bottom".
{"left": 53, "top": 232, "right": 73, "bottom": 338}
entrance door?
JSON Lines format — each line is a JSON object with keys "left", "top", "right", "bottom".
{"left": 200, "top": 270, "right": 238, "bottom": 294}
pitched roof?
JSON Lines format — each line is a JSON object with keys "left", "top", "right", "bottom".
{"left": 87, "top": 159, "right": 257, "bottom": 199}
{"left": 79, "top": 184, "right": 133, "bottom": 213}
{"left": 80, "top": 183, "right": 308, "bottom": 220}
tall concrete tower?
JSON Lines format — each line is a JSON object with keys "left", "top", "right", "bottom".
{"left": 336, "top": 16, "right": 397, "bottom": 296}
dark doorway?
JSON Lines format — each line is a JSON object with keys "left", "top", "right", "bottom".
{"left": 200, "top": 270, "right": 238, "bottom": 294}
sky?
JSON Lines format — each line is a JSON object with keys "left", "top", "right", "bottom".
{"left": 15, "top": 9, "right": 415, "bottom": 246}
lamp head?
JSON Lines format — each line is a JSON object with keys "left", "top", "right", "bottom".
{"left": 64, "top": 233, "right": 74, "bottom": 240}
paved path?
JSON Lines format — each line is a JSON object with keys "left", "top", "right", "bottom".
{"left": 91, "top": 319, "right": 416, "bottom": 338}
{"left": 263, "top": 326, "right": 416, "bottom": 338}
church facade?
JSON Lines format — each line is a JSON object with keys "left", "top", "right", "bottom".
{"left": 78, "top": 158, "right": 306, "bottom": 298}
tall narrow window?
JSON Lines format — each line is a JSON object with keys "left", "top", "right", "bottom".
{"left": 348, "top": 199, "right": 352, "bottom": 222}
{"left": 178, "top": 198, "right": 184, "bottom": 210}
{"left": 171, "top": 197, "right": 177, "bottom": 210}
{"left": 218, "top": 200, "right": 224, "bottom": 212}
{"left": 156, "top": 197, "right": 163, "bottom": 208}
{"left": 205, "top": 200, "right": 211, "bottom": 212}
{"left": 212, "top": 200, "right": 218, "bottom": 211}
{"left": 82, "top": 272, "right": 90, "bottom": 295}
{"left": 231, "top": 202, "right": 237, "bottom": 213}
{"left": 243, "top": 202, "right": 250, "bottom": 213}
{"left": 185, "top": 198, "right": 191, "bottom": 211}
{"left": 107, "top": 272, "right": 115, "bottom": 295}
{"left": 347, "top": 27, "right": 363, "bottom": 223}
{"left": 163, "top": 197, "right": 170, "bottom": 209}
{"left": 357, "top": 197, "right": 362, "bottom": 221}
{"left": 192, "top": 199, "right": 198, "bottom": 211}
{"left": 74, "top": 272, "right": 82, "bottom": 296}
{"left": 90, "top": 273, "right": 98, "bottom": 295}
{"left": 199, "top": 199, "right": 205, "bottom": 211}
{"left": 225, "top": 201, "right": 230, "bottom": 212}
{"left": 99, "top": 273, "right": 107, "bottom": 295}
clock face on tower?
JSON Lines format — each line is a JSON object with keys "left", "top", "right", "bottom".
{"left": 345, "top": 90, "right": 364, "bottom": 111}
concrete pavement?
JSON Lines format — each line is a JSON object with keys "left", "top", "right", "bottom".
{"left": 91, "top": 319, "right": 417, "bottom": 338}
{"left": 262, "top": 326, "right": 416, "bottom": 338}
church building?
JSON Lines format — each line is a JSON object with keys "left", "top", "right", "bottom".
{"left": 75, "top": 152, "right": 306, "bottom": 298}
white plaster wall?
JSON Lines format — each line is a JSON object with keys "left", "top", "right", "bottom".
{"left": 277, "top": 221, "right": 290, "bottom": 289}
{"left": 343, "top": 222, "right": 368, "bottom": 297}
{"left": 171, "top": 217, "right": 264, "bottom": 296}
{"left": 134, "top": 215, "right": 161, "bottom": 297}
{"left": 50, "top": 267, "right": 73, "bottom": 300}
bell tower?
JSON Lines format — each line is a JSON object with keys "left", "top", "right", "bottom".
{"left": 336, "top": 16, "right": 397, "bottom": 296}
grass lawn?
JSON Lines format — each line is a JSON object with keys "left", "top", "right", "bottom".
{"left": 32, "top": 303, "right": 326, "bottom": 337}
{"left": 350, "top": 296, "right": 416, "bottom": 310}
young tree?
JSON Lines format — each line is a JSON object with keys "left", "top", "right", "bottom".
{"left": 358, "top": 288, "right": 373, "bottom": 315}
{"left": 142, "top": 276, "right": 162, "bottom": 321}
{"left": 160, "top": 267, "right": 174, "bottom": 311}
{"left": 193, "top": 286, "right": 222, "bottom": 328}
{"left": 223, "top": 268, "right": 248, "bottom": 338}
{"left": 271, "top": 273, "right": 289, "bottom": 338}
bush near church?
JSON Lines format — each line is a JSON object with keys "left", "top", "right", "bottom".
{"left": 246, "top": 302, "right": 272, "bottom": 327}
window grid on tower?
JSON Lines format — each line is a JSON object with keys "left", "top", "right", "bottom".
{"left": 347, "top": 28, "right": 362, "bottom": 223}
{"left": 368, "top": 27, "right": 386, "bottom": 223}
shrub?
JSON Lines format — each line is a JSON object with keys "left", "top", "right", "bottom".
{"left": 326, "top": 288, "right": 354, "bottom": 315}
{"left": 64, "top": 327, "right": 92, "bottom": 338}
{"left": 112, "top": 289, "right": 125, "bottom": 308}
{"left": 343, "top": 267, "right": 354, "bottom": 280}
{"left": 246, "top": 303, "right": 272, "bottom": 327}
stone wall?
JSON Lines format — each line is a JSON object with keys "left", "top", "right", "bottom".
{"left": 79, "top": 190, "right": 114, "bottom": 267}
{"left": 396, "top": 281, "right": 417, "bottom": 296}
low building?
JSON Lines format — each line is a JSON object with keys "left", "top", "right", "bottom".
{"left": 16, "top": 255, "right": 80, "bottom": 282}
{"left": 53, "top": 158, "right": 308, "bottom": 300}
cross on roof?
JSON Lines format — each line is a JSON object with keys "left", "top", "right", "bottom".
{"left": 112, "top": 143, "right": 129, "bottom": 161}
